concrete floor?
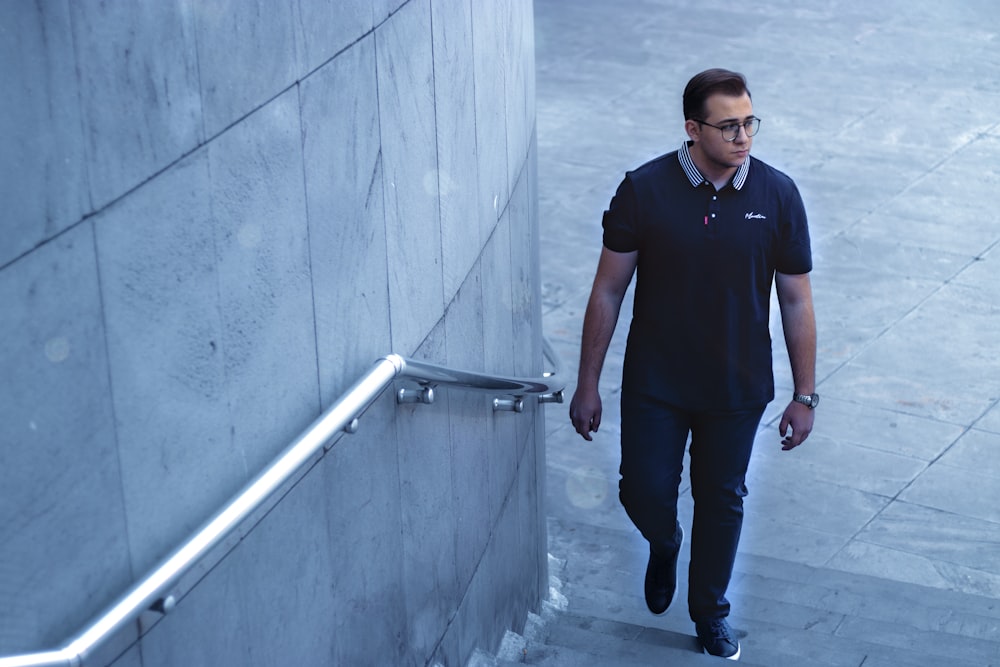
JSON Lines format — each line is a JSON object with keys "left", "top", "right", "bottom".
{"left": 536, "top": 0, "right": 1000, "bottom": 604}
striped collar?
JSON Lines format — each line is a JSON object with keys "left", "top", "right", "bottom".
{"left": 679, "top": 141, "right": 750, "bottom": 190}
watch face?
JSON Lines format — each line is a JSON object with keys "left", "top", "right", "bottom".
{"left": 795, "top": 393, "right": 819, "bottom": 408}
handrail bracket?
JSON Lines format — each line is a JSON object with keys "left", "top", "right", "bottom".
{"left": 492, "top": 396, "right": 524, "bottom": 413}
{"left": 539, "top": 390, "right": 564, "bottom": 404}
{"left": 397, "top": 383, "right": 435, "bottom": 405}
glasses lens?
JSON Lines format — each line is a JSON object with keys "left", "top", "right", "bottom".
{"left": 745, "top": 118, "right": 760, "bottom": 137}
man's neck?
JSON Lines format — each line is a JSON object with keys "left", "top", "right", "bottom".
{"left": 689, "top": 145, "right": 736, "bottom": 190}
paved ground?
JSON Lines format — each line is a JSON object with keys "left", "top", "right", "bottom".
{"left": 536, "top": 0, "right": 1000, "bottom": 618}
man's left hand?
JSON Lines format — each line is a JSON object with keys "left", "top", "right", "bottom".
{"left": 779, "top": 401, "right": 814, "bottom": 451}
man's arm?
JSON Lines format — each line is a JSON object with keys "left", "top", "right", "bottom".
{"left": 775, "top": 271, "right": 817, "bottom": 450}
{"left": 569, "top": 247, "right": 638, "bottom": 441}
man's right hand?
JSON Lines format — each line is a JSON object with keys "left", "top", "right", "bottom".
{"left": 568, "top": 246, "right": 636, "bottom": 443}
{"left": 569, "top": 386, "right": 603, "bottom": 441}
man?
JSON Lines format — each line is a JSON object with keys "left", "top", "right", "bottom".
{"left": 568, "top": 68, "right": 817, "bottom": 661}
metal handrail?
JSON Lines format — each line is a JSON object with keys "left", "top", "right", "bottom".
{"left": 0, "top": 341, "right": 564, "bottom": 667}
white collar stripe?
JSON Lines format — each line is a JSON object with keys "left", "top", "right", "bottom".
{"left": 679, "top": 142, "right": 750, "bottom": 191}
{"left": 679, "top": 141, "right": 703, "bottom": 187}
{"left": 733, "top": 156, "right": 750, "bottom": 190}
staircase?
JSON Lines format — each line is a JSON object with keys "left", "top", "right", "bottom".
{"left": 470, "top": 518, "right": 1000, "bottom": 666}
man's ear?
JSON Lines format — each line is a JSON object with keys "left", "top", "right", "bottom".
{"left": 684, "top": 119, "right": 700, "bottom": 142}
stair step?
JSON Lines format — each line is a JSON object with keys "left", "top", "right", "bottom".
{"left": 498, "top": 638, "right": 674, "bottom": 667}
{"left": 542, "top": 516, "right": 1000, "bottom": 666}
{"left": 539, "top": 610, "right": 770, "bottom": 666}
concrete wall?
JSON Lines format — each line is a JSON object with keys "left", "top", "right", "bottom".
{"left": 0, "top": 1, "right": 545, "bottom": 665}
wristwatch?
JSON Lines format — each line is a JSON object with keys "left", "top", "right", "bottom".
{"left": 793, "top": 392, "right": 820, "bottom": 409}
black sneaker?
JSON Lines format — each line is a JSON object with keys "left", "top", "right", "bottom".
{"left": 643, "top": 526, "right": 683, "bottom": 615}
{"left": 695, "top": 618, "right": 741, "bottom": 660}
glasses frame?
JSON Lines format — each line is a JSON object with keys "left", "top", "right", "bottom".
{"left": 693, "top": 117, "right": 761, "bottom": 142}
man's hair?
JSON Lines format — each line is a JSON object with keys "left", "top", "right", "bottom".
{"left": 683, "top": 69, "right": 751, "bottom": 120}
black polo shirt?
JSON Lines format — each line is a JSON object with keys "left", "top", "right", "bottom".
{"left": 602, "top": 142, "right": 812, "bottom": 411}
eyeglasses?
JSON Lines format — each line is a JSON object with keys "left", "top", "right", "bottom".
{"left": 693, "top": 117, "right": 761, "bottom": 142}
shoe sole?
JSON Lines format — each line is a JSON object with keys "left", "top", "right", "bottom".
{"left": 702, "top": 642, "right": 740, "bottom": 661}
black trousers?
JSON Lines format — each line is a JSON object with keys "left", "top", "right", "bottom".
{"left": 619, "top": 391, "right": 764, "bottom": 623}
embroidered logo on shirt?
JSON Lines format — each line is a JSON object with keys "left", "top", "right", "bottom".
{"left": 745, "top": 212, "right": 767, "bottom": 220}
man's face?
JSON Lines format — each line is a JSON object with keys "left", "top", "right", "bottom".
{"left": 687, "top": 92, "right": 754, "bottom": 172}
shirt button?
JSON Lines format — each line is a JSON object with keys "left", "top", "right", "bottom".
{"left": 712, "top": 196, "right": 717, "bottom": 201}
{"left": 711, "top": 213, "right": 716, "bottom": 218}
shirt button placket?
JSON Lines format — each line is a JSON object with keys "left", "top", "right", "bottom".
{"left": 706, "top": 190, "right": 720, "bottom": 234}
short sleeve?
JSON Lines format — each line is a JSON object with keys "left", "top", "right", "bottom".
{"left": 775, "top": 182, "right": 812, "bottom": 274}
{"left": 601, "top": 174, "right": 640, "bottom": 253}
